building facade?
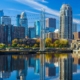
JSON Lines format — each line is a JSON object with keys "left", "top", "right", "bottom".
{"left": 35, "top": 21, "right": 40, "bottom": 38}
{"left": 20, "top": 12, "right": 28, "bottom": 37}
{"left": 0, "top": 25, "right": 25, "bottom": 44}
{"left": 16, "top": 15, "right": 20, "bottom": 26}
{"left": 72, "top": 23, "right": 77, "bottom": 33}
{"left": 29, "top": 27, "right": 35, "bottom": 38}
{"left": 60, "top": 4, "right": 72, "bottom": 39}
{"left": 0, "top": 10, "right": 4, "bottom": 24}
{"left": 73, "top": 32, "right": 80, "bottom": 40}
{"left": 1, "top": 16, "right": 11, "bottom": 25}
{"left": 12, "top": 26, "right": 25, "bottom": 40}
{"left": 46, "top": 32, "right": 59, "bottom": 39}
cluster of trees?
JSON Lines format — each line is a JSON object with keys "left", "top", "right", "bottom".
{"left": 0, "top": 43, "right": 6, "bottom": 48}
{"left": 4, "top": 38, "right": 69, "bottom": 48}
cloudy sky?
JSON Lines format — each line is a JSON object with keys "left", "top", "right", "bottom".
{"left": 1, "top": 0, "right": 80, "bottom": 30}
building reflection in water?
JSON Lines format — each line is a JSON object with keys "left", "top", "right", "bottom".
{"left": 0, "top": 53, "right": 79, "bottom": 80}
{"left": 0, "top": 55, "right": 28, "bottom": 80}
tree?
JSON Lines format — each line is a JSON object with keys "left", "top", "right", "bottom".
{"left": 45, "top": 38, "right": 52, "bottom": 47}
{"left": 12, "top": 39, "right": 18, "bottom": 44}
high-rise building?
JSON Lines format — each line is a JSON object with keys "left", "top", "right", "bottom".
{"left": 1, "top": 16, "right": 11, "bottom": 25}
{"left": 29, "top": 27, "right": 35, "bottom": 38}
{"left": 60, "top": 4, "right": 73, "bottom": 39}
{"left": 72, "top": 23, "right": 77, "bottom": 33}
{"left": 34, "top": 21, "right": 40, "bottom": 38}
{"left": 46, "top": 18, "right": 56, "bottom": 28}
{"left": 0, "top": 10, "right": 4, "bottom": 24}
{"left": 46, "top": 18, "right": 56, "bottom": 32}
{"left": 16, "top": 14, "right": 20, "bottom": 26}
{"left": 59, "top": 56, "right": 73, "bottom": 80}
{"left": 20, "top": 12, "right": 28, "bottom": 37}
{"left": 12, "top": 26, "right": 25, "bottom": 40}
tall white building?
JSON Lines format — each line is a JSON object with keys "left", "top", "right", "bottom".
{"left": 20, "top": 12, "right": 28, "bottom": 37}
{"left": 1, "top": 16, "right": 11, "bottom": 25}
{"left": 60, "top": 4, "right": 73, "bottom": 39}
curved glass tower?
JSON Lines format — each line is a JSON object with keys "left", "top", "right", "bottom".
{"left": 60, "top": 4, "right": 72, "bottom": 39}
{"left": 20, "top": 12, "right": 28, "bottom": 37}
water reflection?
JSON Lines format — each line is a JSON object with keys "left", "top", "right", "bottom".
{"left": 0, "top": 53, "right": 79, "bottom": 80}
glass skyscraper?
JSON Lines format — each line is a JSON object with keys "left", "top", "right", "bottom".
{"left": 60, "top": 4, "right": 72, "bottom": 39}
{"left": 0, "top": 10, "right": 4, "bottom": 24}
{"left": 35, "top": 21, "right": 40, "bottom": 38}
{"left": 20, "top": 12, "right": 28, "bottom": 37}
{"left": 16, "top": 14, "right": 20, "bottom": 26}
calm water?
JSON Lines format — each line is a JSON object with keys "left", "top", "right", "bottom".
{"left": 0, "top": 53, "right": 80, "bottom": 80}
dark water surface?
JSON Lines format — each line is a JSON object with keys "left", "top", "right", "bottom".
{"left": 0, "top": 53, "right": 80, "bottom": 80}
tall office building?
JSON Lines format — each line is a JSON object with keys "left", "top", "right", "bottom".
{"left": 59, "top": 56, "right": 73, "bottom": 80}
{"left": 46, "top": 18, "right": 56, "bottom": 28}
{"left": 34, "top": 21, "right": 40, "bottom": 38}
{"left": 29, "top": 27, "right": 35, "bottom": 38}
{"left": 16, "top": 14, "right": 20, "bottom": 26}
{"left": 46, "top": 18, "right": 56, "bottom": 32}
{"left": 0, "top": 10, "right": 4, "bottom": 24}
{"left": 60, "top": 4, "right": 73, "bottom": 39}
{"left": 1, "top": 16, "right": 11, "bottom": 25}
{"left": 20, "top": 12, "right": 28, "bottom": 37}
{"left": 72, "top": 23, "right": 77, "bottom": 33}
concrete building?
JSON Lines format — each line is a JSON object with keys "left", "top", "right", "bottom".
{"left": 29, "top": 27, "right": 35, "bottom": 38}
{"left": 20, "top": 12, "right": 28, "bottom": 37}
{"left": 34, "top": 21, "right": 40, "bottom": 38}
{"left": 1, "top": 16, "right": 11, "bottom": 25}
{"left": 59, "top": 56, "right": 73, "bottom": 80}
{"left": 46, "top": 32, "right": 59, "bottom": 39}
{"left": 60, "top": 4, "right": 73, "bottom": 39}
{"left": 0, "top": 10, "right": 4, "bottom": 24}
{"left": 73, "top": 32, "right": 80, "bottom": 40}
{"left": 12, "top": 26, "right": 25, "bottom": 40}
{"left": 16, "top": 15, "right": 20, "bottom": 26}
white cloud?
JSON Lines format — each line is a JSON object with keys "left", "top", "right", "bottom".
{"left": 7, "top": 8, "right": 39, "bottom": 14}
{"left": 15, "top": 0, "right": 80, "bottom": 24}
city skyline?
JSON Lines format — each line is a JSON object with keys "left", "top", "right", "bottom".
{"left": 0, "top": 0, "right": 80, "bottom": 31}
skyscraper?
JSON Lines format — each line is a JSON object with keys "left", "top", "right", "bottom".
{"left": 0, "top": 10, "right": 4, "bottom": 24}
{"left": 29, "top": 27, "right": 35, "bottom": 38}
{"left": 46, "top": 18, "right": 56, "bottom": 28}
{"left": 16, "top": 14, "right": 20, "bottom": 26}
{"left": 60, "top": 4, "right": 73, "bottom": 39}
{"left": 20, "top": 12, "right": 28, "bottom": 37}
{"left": 1, "top": 16, "right": 11, "bottom": 25}
{"left": 34, "top": 21, "right": 40, "bottom": 38}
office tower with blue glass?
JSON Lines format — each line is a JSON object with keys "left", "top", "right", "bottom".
{"left": 1, "top": 16, "right": 11, "bottom": 25}
{"left": 20, "top": 12, "right": 28, "bottom": 37}
{"left": 46, "top": 18, "right": 56, "bottom": 32}
{"left": 16, "top": 14, "right": 20, "bottom": 26}
{"left": 35, "top": 21, "right": 40, "bottom": 38}
{"left": 29, "top": 27, "right": 35, "bottom": 38}
{"left": 0, "top": 10, "right": 4, "bottom": 24}
{"left": 60, "top": 4, "right": 73, "bottom": 39}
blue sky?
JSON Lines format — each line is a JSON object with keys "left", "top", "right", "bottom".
{"left": 0, "top": 0, "right": 80, "bottom": 31}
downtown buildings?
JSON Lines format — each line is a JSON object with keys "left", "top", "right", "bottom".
{"left": 59, "top": 4, "right": 73, "bottom": 39}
